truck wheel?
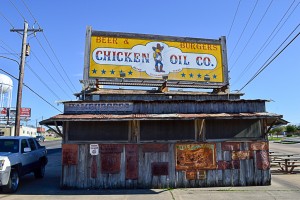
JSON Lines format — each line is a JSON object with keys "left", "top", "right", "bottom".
{"left": 34, "top": 163, "right": 45, "bottom": 179}
{"left": 2, "top": 170, "right": 19, "bottom": 193}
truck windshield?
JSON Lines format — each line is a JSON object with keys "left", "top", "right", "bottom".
{"left": 0, "top": 139, "right": 19, "bottom": 153}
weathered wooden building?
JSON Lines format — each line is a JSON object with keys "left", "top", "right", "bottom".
{"left": 41, "top": 88, "right": 285, "bottom": 189}
{"left": 40, "top": 28, "right": 286, "bottom": 189}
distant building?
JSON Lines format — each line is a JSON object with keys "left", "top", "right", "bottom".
{"left": 0, "top": 125, "right": 37, "bottom": 137}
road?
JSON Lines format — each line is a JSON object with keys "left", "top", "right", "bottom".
{"left": 0, "top": 140, "right": 299, "bottom": 199}
{"left": 42, "top": 139, "right": 62, "bottom": 150}
{"left": 269, "top": 140, "right": 300, "bottom": 154}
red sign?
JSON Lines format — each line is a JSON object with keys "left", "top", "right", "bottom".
{"left": 0, "top": 107, "right": 31, "bottom": 117}
{"left": 20, "top": 108, "right": 31, "bottom": 117}
{"left": 0, "top": 108, "right": 6, "bottom": 115}
{"left": 37, "top": 127, "right": 45, "bottom": 133}
{"left": 62, "top": 144, "right": 78, "bottom": 165}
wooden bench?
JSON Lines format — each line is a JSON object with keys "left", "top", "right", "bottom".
{"left": 272, "top": 157, "right": 300, "bottom": 173}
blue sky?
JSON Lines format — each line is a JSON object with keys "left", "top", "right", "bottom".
{"left": 0, "top": 0, "right": 299, "bottom": 125}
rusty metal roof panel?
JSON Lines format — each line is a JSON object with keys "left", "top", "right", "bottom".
{"left": 41, "top": 112, "right": 283, "bottom": 125}
{"left": 75, "top": 88, "right": 244, "bottom": 96}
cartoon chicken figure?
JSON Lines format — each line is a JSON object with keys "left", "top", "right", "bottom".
{"left": 152, "top": 43, "right": 165, "bottom": 72}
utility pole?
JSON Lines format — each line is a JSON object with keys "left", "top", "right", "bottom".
{"left": 10, "top": 21, "right": 43, "bottom": 136}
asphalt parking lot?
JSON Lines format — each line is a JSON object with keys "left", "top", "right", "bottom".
{"left": 0, "top": 141, "right": 299, "bottom": 200}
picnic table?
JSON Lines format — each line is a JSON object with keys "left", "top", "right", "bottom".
{"left": 269, "top": 152, "right": 300, "bottom": 173}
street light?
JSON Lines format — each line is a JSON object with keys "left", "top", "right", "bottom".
{"left": 0, "top": 54, "right": 23, "bottom": 137}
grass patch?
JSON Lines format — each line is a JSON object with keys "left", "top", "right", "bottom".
{"left": 268, "top": 137, "right": 282, "bottom": 142}
{"left": 45, "top": 136, "right": 62, "bottom": 141}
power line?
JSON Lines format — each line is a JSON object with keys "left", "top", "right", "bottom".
{"left": 20, "top": 0, "right": 77, "bottom": 92}
{"left": 26, "top": 64, "right": 63, "bottom": 100}
{"left": 227, "top": 0, "right": 241, "bottom": 41}
{"left": 8, "top": 0, "right": 26, "bottom": 21}
{"left": 228, "top": 0, "right": 259, "bottom": 61}
{"left": 40, "top": 33, "right": 77, "bottom": 92}
{"left": 229, "top": 0, "right": 274, "bottom": 71}
{"left": 231, "top": 1, "right": 299, "bottom": 87}
{"left": 20, "top": 0, "right": 38, "bottom": 24}
{"left": 237, "top": 29, "right": 300, "bottom": 92}
{"left": 0, "top": 39, "right": 68, "bottom": 101}
{"left": 0, "top": 68, "right": 62, "bottom": 113}
{"left": 30, "top": 50, "right": 73, "bottom": 99}
{"left": 34, "top": 35, "right": 76, "bottom": 94}
{"left": 0, "top": 10, "right": 15, "bottom": 28}
{"left": 3, "top": 0, "right": 77, "bottom": 96}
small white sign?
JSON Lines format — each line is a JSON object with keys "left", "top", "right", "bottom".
{"left": 90, "top": 144, "right": 99, "bottom": 155}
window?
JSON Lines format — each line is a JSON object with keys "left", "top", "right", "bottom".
{"left": 140, "top": 120, "right": 195, "bottom": 141}
{"left": 205, "top": 119, "right": 262, "bottom": 140}
{"left": 0, "top": 139, "right": 19, "bottom": 153}
{"left": 28, "top": 139, "right": 37, "bottom": 150}
{"left": 21, "top": 139, "right": 29, "bottom": 153}
{"left": 0, "top": 132, "right": 4, "bottom": 136}
{"left": 68, "top": 121, "right": 129, "bottom": 141}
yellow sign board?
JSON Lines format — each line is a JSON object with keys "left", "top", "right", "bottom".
{"left": 87, "top": 30, "right": 228, "bottom": 86}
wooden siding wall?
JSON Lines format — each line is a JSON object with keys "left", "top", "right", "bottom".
{"left": 132, "top": 101, "right": 266, "bottom": 114}
{"left": 61, "top": 142, "right": 270, "bottom": 189}
{"left": 66, "top": 101, "right": 266, "bottom": 114}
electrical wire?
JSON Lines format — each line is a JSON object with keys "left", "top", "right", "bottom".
{"left": 0, "top": 10, "right": 15, "bottom": 28}
{"left": 34, "top": 35, "right": 76, "bottom": 94}
{"left": 1, "top": 6, "right": 75, "bottom": 99}
{"left": 0, "top": 68, "right": 63, "bottom": 113}
{"left": 0, "top": 39, "right": 67, "bottom": 101}
{"left": 4, "top": 0, "right": 77, "bottom": 95}
{"left": 20, "top": 0, "right": 38, "bottom": 24}
{"left": 228, "top": 0, "right": 259, "bottom": 61}
{"left": 227, "top": 0, "right": 241, "bottom": 41}
{"left": 237, "top": 29, "right": 300, "bottom": 92}
{"left": 229, "top": 0, "right": 274, "bottom": 71}
{"left": 30, "top": 50, "right": 73, "bottom": 99}
{"left": 232, "top": 1, "right": 299, "bottom": 86}
{"left": 26, "top": 64, "right": 63, "bottom": 100}
{"left": 39, "top": 33, "right": 77, "bottom": 92}
{"left": 20, "top": 0, "right": 77, "bottom": 92}
{"left": 8, "top": 0, "right": 26, "bottom": 21}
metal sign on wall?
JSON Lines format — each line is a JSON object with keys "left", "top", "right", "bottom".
{"left": 83, "top": 27, "right": 229, "bottom": 88}
{"left": 64, "top": 102, "right": 133, "bottom": 114}
{"left": 176, "top": 143, "right": 217, "bottom": 170}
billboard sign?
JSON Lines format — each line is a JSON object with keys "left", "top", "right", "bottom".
{"left": 83, "top": 27, "right": 229, "bottom": 88}
{"left": 0, "top": 107, "right": 31, "bottom": 118}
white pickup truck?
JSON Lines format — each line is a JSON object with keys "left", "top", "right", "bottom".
{"left": 0, "top": 136, "right": 48, "bottom": 193}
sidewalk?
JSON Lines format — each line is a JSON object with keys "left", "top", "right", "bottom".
{"left": 1, "top": 148, "right": 299, "bottom": 200}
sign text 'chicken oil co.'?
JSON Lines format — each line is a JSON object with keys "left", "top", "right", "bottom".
{"left": 83, "top": 27, "right": 229, "bottom": 88}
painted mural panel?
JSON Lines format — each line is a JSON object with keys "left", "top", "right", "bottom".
{"left": 221, "top": 142, "right": 241, "bottom": 151}
{"left": 231, "top": 151, "right": 251, "bottom": 160}
{"left": 62, "top": 144, "right": 78, "bottom": 165}
{"left": 249, "top": 142, "right": 269, "bottom": 151}
{"left": 101, "top": 153, "right": 121, "bottom": 174}
{"left": 176, "top": 143, "right": 217, "bottom": 170}
{"left": 256, "top": 150, "right": 270, "bottom": 170}
{"left": 125, "top": 144, "right": 138, "bottom": 179}
{"left": 100, "top": 144, "right": 123, "bottom": 174}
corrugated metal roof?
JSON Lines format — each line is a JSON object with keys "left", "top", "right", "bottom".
{"left": 40, "top": 112, "right": 284, "bottom": 126}
{"left": 75, "top": 88, "right": 244, "bottom": 96}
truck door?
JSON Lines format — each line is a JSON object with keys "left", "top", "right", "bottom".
{"left": 20, "top": 139, "right": 36, "bottom": 175}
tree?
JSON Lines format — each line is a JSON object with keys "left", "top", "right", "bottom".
{"left": 269, "top": 126, "right": 284, "bottom": 137}
{"left": 285, "top": 124, "right": 297, "bottom": 136}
